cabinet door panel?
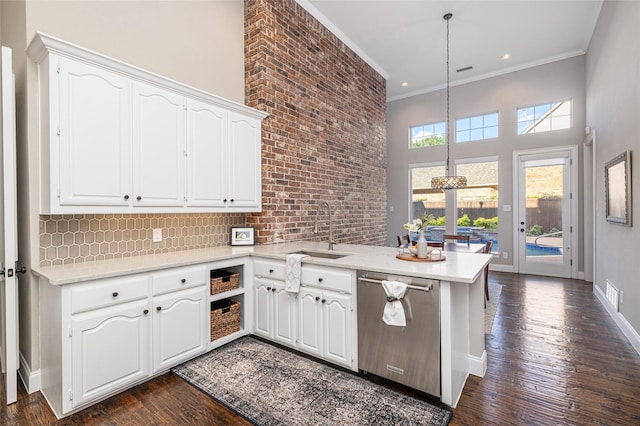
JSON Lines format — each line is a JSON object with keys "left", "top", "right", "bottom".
{"left": 323, "top": 293, "right": 352, "bottom": 367}
{"left": 297, "top": 288, "right": 322, "bottom": 356}
{"left": 186, "top": 99, "right": 226, "bottom": 207}
{"left": 71, "top": 301, "right": 150, "bottom": 408}
{"left": 254, "top": 279, "right": 273, "bottom": 339}
{"left": 274, "top": 286, "right": 297, "bottom": 347}
{"left": 227, "top": 112, "right": 261, "bottom": 208}
{"left": 153, "top": 287, "right": 207, "bottom": 372}
{"left": 58, "top": 58, "right": 130, "bottom": 206}
{"left": 132, "top": 83, "right": 185, "bottom": 206}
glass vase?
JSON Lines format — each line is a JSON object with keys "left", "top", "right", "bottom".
{"left": 416, "top": 229, "right": 428, "bottom": 258}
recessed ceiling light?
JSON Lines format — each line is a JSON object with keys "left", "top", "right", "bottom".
{"left": 502, "top": 53, "right": 511, "bottom": 60}
{"left": 401, "top": 82, "right": 408, "bottom": 87}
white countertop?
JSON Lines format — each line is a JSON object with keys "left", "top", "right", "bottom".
{"left": 32, "top": 241, "right": 492, "bottom": 285}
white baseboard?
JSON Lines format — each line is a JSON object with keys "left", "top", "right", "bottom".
{"left": 594, "top": 285, "right": 640, "bottom": 356}
{"left": 489, "top": 264, "right": 513, "bottom": 273}
{"left": 19, "top": 352, "right": 41, "bottom": 393}
{"left": 577, "top": 271, "right": 585, "bottom": 280}
{"left": 468, "top": 349, "right": 487, "bottom": 377}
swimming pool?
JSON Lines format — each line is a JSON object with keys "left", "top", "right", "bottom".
{"left": 487, "top": 241, "right": 562, "bottom": 256}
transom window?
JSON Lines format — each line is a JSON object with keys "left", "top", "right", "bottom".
{"left": 456, "top": 112, "right": 499, "bottom": 143}
{"left": 409, "top": 121, "right": 446, "bottom": 148}
{"left": 517, "top": 101, "right": 571, "bottom": 134}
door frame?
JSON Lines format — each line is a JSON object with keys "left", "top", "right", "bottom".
{"left": 1, "top": 45, "right": 19, "bottom": 404}
{"left": 512, "top": 145, "right": 579, "bottom": 278}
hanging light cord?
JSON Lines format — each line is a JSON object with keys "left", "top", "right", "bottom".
{"left": 445, "top": 12, "right": 451, "bottom": 177}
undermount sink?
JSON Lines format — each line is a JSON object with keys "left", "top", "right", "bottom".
{"left": 288, "top": 250, "right": 351, "bottom": 260}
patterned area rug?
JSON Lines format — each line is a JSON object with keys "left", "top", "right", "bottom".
{"left": 172, "top": 337, "right": 452, "bottom": 426}
{"left": 485, "top": 282, "right": 503, "bottom": 334}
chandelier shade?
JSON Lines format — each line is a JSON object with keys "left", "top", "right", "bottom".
{"left": 431, "top": 175, "right": 468, "bottom": 190}
{"left": 431, "top": 12, "right": 467, "bottom": 191}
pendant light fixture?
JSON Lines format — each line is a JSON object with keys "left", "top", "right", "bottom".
{"left": 431, "top": 13, "right": 467, "bottom": 190}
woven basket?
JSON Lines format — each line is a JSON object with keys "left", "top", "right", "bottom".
{"left": 210, "top": 299, "right": 241, "bottom": 342}
{"left": 210, "top": 270, "right": 240, "bottom": 295}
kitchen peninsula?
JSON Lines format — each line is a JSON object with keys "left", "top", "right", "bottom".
{"left": 33, "top": 241, "right": 491, "bottom": 417}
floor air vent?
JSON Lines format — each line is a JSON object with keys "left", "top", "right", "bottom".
{"left": 605, "top": 280, "right": 619, "bottom": 312}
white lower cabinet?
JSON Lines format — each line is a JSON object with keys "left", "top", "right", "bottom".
{"left": 253, "top": 259, "right": 356, "bottom": 370}
{"left": 254, "top": 278, "right": 297, "bottom": 348}
{"left": 39, "top": 265, "right": 208, "bottom": 418}
{"left": 152, "top": 286, "right": 208, "bottom": 373}
{"left": 298, "top": 287, "right": 353, "bottom": 368}
{"left": 70, "top": 299, "right": 151, "bottom": 409}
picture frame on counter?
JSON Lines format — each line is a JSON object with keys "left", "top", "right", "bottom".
{"left": 231, "top": 227, "right": 255, "bottom": 245}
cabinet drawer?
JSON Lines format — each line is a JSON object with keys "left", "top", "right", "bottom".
{"left": 254, "top": 259, "right": 286, "bottom": 281}
{"left": 301, "top": 265, "right": 353, "bottom": 294}
{"left": 152, "top": 266, "right": 206, "bottom": 296}
{"left": 70, "top": 276, "right": 149, "bottom": 314}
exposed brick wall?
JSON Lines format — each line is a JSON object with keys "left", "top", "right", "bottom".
{"left": 244, "top": 0, "right": 387, "bottom": 246}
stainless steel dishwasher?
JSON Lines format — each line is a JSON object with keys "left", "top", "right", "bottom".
{"left": 357, "top": 270, "right": 440, "bottom": 397}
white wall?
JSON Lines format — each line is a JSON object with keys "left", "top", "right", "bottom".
{"left": 386, "top": 56, "right": 587, "bottom": 269}
{"left": 1, "top": 0, "right": 245, "bottom": 386}
{"left": 586, "top": 1, "right": 640, "bottom": 335}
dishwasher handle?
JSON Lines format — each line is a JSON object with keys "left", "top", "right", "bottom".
{"left": 357, "top": 276, "right": 434, "bottom": 292}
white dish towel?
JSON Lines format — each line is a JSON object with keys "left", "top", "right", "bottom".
{"left": 285, "top": 253, "right": 308, "bottom": 293}
{"left": 382, "top": 280, "right": 408, "bottom": 326}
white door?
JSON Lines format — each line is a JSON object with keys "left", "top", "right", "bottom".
{"left": 0, "top": 46, "right": 19, "bottom": 405}
{"left": 132, "top": 82, "right": 185, "bottom": 207}
{"left": 514, "top": 147, "right": 577, "bottom": 278}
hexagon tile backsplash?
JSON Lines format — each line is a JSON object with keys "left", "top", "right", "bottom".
{"left": 39, "top": 213, "right": 246, "bottom": 266}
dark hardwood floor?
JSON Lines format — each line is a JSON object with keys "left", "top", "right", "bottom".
{"left": 2, "top": 272, "right": 640, "bottom": 425}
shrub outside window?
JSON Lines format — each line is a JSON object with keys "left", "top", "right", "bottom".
{"left": 410, "top": 121, "right": 446, "bottom": 148}
{"left": 456, "top": 112, "right": 499, "bottom": 143}
{"left": 517, "top": 101, "right": 571, "bottom": 134}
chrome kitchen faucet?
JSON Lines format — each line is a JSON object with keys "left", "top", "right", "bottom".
{"left": 314, "top": 201, "right": 335, "bottom": 251}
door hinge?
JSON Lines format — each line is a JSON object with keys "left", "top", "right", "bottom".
{"left": 57, "top": 64, "right": 60, "bottom": 74}
{"left": 57, "top": 128, "right": 61, "bottom": 136}
{"left": 68, "top": 327, "right": 73, "bottom": 338}
{"left": 69, "top": 389, "right": 73, "bottom": 401}
{"left": 570, "top": 259, "right": 573, "bottom": 266}
{"left": 57, "top": 189, "right": 61, "bottom": 199}
{"left": 570, "top": 193, "right": 573, "bottom": 199}
{"left": 570, "top": 226, "right": 573, "bottom": 232}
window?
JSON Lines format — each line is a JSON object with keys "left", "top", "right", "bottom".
{"left": 456, "top": 112, "right": 498, "bottom": 143}
{"left": 409, "top": 164, "right": 446, "bottom": 223}
{"left": 517, "top": 101, "right": 571, "bottom": 134}
{"left": 410, "top": 121, "right": 446, "bottom": 148}
{"left": 455, "top": 159, "right": 499, "bottom": 253}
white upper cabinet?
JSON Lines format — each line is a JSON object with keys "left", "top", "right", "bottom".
{"left": 186, "top": 99, "right": 226, "bottom": 207}
{"left": 57, "top": 58, "right": 131, "bottom": 207}
{"left": 27, "top": 32, "right": 266, "bottom": 214}
{"left": 132, "top": 82, "right": 185, "bottom": 207}
{"left": 227, "top": 112, "right": 262, "bottom": 209}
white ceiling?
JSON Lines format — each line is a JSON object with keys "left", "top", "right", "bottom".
{"left": 298, "top": 0, "right": 603, "bottom": 101}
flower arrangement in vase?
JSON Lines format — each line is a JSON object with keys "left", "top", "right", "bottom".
{"left": 403, "top": 214, "right": 435, "bottom": 258}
